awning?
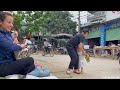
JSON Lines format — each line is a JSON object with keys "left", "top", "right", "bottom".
{"left": 106, "top": 28, "right": 120, "bottom": 41}
{"left": 54, "top": 33, "right": 73, "bottom": 39}
{"left": 86, "top": 30, "right": 100, "bottom": 39}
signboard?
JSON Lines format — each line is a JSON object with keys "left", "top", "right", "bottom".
{"left": 105, "top": 20, "right": 120, "bottom": 30}
{"left": 84, "top": 45, "right": 89, "bottom": 49}
{"left": 106, "top": 11, "right": 120, "bottom": 21}
{"left": 99, "top": 24, "right": 106, "bottom": 46}
{"left": 100, "top": 31, "right": 106, "bottom": 46}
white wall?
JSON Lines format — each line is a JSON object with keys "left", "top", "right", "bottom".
{"left": 106, "top": 11, "right": 120, "bottom": 21}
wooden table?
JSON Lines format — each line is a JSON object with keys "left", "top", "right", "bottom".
{"left": 93, "top": 46, "right": 119, "bottom": 59}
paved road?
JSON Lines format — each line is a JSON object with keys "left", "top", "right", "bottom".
{"left": 31, "top": 53, "right": 120, "bottom": 79}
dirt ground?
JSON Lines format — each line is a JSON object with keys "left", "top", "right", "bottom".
{"left": 31, "top": 53, "right": 120, "bottom": 79}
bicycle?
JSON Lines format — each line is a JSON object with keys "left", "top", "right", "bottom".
{"left": 41, "top": 46, "right": 54, "bottom": 57}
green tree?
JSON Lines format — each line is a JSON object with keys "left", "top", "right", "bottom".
{"left": 13, "top": 11, "right": 50, "bottom": 37}
{"left": 13, "top": 11, "right": 77, "bottom": 36}
{"left": 24, "top": 11, "right": 50, "bottom": 34}
{"left": 43, "top": 11, "right": 77, "bottom": 35}
{"left": 13, "top": 11, "right": 24, "bottom": 29}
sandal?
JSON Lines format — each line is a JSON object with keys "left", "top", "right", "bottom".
{"left": 73, "top": 70, "right": 80, "bottom": 74}
{"left": 66, "top": 69, "right": 72, "bottom": 75}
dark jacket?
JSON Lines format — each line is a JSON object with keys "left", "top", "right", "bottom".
{"left": 67, "top": 33, "right": 85, "bottom": 48}
{"left": 0, "top": 29, "right": 22, "bottom": 64}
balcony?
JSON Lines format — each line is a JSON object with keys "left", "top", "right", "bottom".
{"left": 87, "top": 11, "right": 106, "bottom": 23}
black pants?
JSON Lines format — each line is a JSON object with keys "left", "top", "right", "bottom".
{"left": 0, "top": 57, "right": 35, "bottom": 77}
{"left": 66, "top": 43, "right": 79, "bottom": 69}
{"left": 45, "top": 47, "right": 49, "bottom": 53}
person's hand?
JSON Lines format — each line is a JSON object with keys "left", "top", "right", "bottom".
{"left": 20, "top": 44, "right": 25, "bottom": 48}
{"left": 82, "top": 51, "right": 86, "bottom": 56}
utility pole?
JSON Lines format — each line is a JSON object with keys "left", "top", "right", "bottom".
{"left": 78, "top": 11, "right": 81, "bottom": 33}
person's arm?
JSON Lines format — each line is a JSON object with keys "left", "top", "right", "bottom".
{"left": 47, "top": 42, "right": 49, "bottom": 47}
{"left": 19, "top": 44, "right": 25, "bottom": 48}
{"left": 78, "top": 34, "right": 86, "bottom": 55}
{"left": 0, "top": 41, "right": 22, "bottom": 52}
{"left": 78, "top": 42, "right": 86, "bottom": 55}
{"left": 0, "top": 34, "right": 23, "bottom": 52}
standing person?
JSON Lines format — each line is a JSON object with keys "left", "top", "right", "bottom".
{"left": 66, "top": 30, "right": 89, "bottom": 75}
{"left": 11, "top": 25, "right": 19, "bottom": 44}
{"left": 77, "top": 47, "right": 84, "bottom": 74}
{"left": 0, "top": 11, "right": 50, "bottom": 77}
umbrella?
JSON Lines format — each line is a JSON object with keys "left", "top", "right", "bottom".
{"left": 54, "top": 33, "right": 73, "bottom": 39}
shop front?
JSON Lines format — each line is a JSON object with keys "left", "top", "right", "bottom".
{"left": 104, "top": 19, "right": 120, "bottom": 45}
{"left": 86, "top": 29, "right": 100, "bottom": 48}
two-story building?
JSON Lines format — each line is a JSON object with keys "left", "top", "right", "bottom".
{"left": 81, "top": 11, "right": 120, "bottom": 48}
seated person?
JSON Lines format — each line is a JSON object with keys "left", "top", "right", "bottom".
{"left": 44, "top": 39, "right": 51, "bottom": 53}
{"left": 11, "top": 25, "right": 19, "bottom": 44}
{"left": 0, "top": 11, "right": 50, "bottom": 77}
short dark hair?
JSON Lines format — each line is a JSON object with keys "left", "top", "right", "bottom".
{"left": 82, "top": 29, "right": 89, "bottom": 34}
{"left": 44, "top": 38, "right": 47, "bottom": 41}
{"left": 0, "top": 11, "right": 13, "bottom": 22}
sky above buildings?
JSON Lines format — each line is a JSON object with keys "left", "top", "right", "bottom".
{"left": 69, "top": 11, "right": 88, "bottom": 24}
{"left": 69, "top": 11, "right": 90, "bottom": 31}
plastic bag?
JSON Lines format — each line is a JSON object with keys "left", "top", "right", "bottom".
{"left": 85, "top": 54, "right": 90, "bottom": 63}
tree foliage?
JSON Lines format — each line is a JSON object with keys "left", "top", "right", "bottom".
{"left": 13, "top": 11, "right": 77, "bottom": 36}
{"left": 43, "top": 11, "right": 77, "bottom": 35}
